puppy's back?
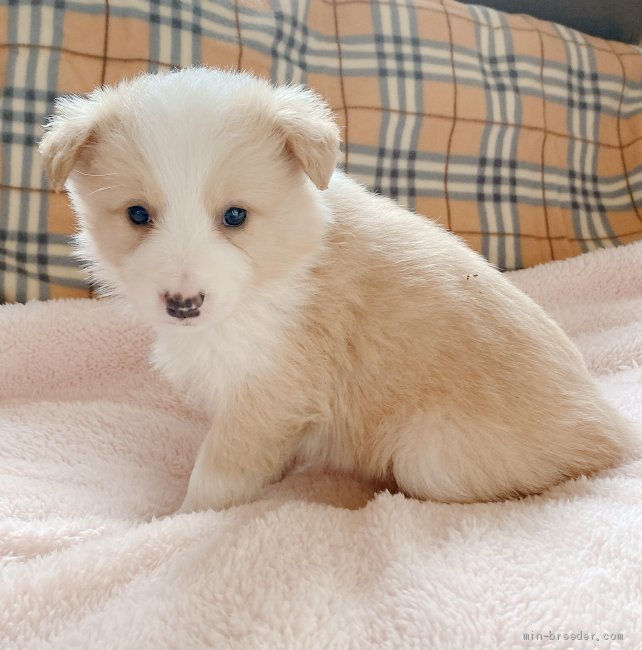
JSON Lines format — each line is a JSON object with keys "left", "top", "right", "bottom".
{"left": 293, "top": 171, "right": 635, "bottom": 500}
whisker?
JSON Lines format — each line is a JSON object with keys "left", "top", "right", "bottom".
{"left": 88, "top": 185, "right": 118, "bottom": 196}
{"left": 76, "top": 171, "right": 117, "bottom": 178}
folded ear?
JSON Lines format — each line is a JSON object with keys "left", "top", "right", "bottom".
{"left": 39, "top": 93, "right": 105, "bottom": 191}
{"left": 273, "top": 85, "right": 340, "bottom": 191}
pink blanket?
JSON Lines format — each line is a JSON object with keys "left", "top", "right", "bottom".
{"left": 1, "top": 241, "right": 641, "bottom": 648}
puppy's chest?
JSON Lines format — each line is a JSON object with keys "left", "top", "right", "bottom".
{"left": 151, "top": 331, "right": 276, "bottom": 414}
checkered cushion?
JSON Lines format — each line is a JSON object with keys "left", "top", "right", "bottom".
{"left": 1, "top": 0, "right": 641, "bottom": 302}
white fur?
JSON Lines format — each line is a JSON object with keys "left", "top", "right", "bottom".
{"left": 40, "top": 67, "right": 636, "bottom": 511}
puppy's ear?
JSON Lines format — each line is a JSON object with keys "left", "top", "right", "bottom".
{"left": 39, "top": 93, "right": 104, "bottom": 191}
{"left": 273, "top": 86, "right": 340, "bottom": 191}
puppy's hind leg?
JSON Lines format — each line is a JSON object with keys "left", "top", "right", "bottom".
{"left": 390, "top": 411, "right": 518, "bottom": 504}
{"left": 390, "top": 408, "right": 631, "bottom": 504}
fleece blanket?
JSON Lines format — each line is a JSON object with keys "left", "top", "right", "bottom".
{"left": 1, "top": 241, "right": 641, "bottom": 650}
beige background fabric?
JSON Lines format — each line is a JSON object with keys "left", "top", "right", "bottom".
{"left": 1, "top": 0, "right": 641, "bottom": 301}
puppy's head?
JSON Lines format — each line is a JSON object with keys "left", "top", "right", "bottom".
{"left": 40, "top": 68, "right": 340, "bottom": 328}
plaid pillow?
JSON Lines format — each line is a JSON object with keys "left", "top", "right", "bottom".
{"left": 1, "top": 0, "right": 641, "bottom": 302}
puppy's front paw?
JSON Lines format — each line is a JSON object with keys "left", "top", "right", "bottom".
{"left": 177, "top": 467, "right": 262, "bottom": 514}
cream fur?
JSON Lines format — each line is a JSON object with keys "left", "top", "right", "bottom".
{"left": 40, "top": 67, "right": 635, "bottom": 511}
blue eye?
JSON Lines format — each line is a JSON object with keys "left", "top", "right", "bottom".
{"left": 127, "top": 205, "right": 151, "bottom": 226}
{"left": 223, "top": 206, "right": 247, "bottom": 227}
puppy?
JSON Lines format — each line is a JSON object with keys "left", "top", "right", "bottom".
{"left": 40, "top": 67, "right": 635, "bottom": 511}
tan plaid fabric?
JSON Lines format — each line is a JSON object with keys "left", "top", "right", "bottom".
{"left": 1, "top": 0, "right": 641, "bottom": 302}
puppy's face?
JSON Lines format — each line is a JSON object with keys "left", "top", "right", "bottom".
{"left": 40, "top": 69, "right": 339, "bottom": 329}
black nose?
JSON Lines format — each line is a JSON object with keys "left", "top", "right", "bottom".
{"left": 164, "top": 292, "right": 204, "bottom": 319}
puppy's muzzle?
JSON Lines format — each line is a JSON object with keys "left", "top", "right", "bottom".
{"left": 164, "top": 291, "right": 205, "bottom": 320}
